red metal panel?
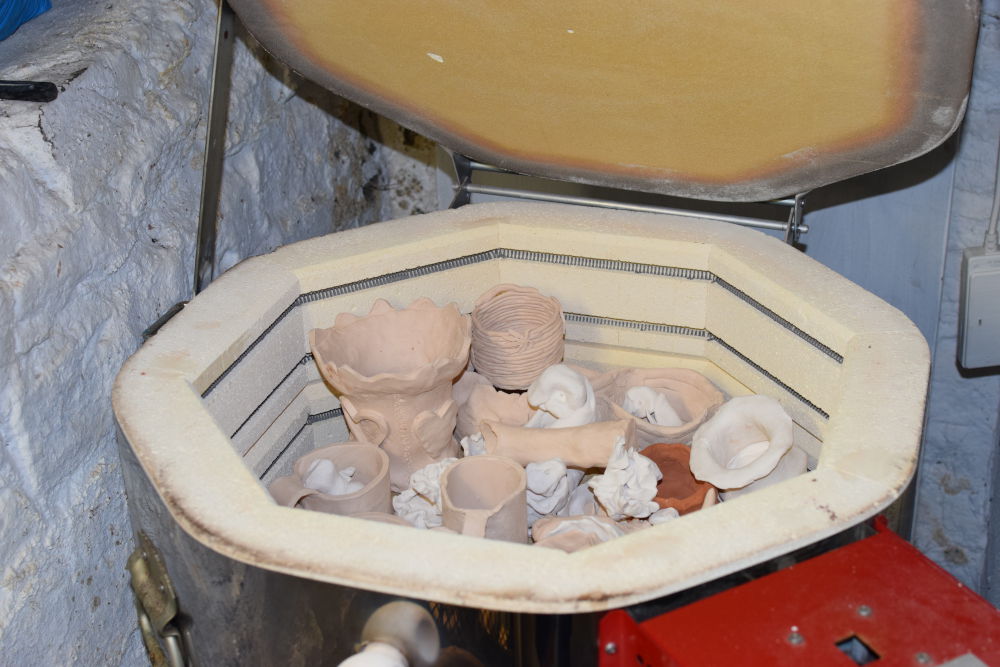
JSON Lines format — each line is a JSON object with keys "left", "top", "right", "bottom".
{"left": 600, "top": 519, "right": 1000, "bottom": 666}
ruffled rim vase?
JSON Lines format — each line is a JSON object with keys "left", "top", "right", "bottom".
{"left": 310, "top": 298, "right": 470, "bottom": 491}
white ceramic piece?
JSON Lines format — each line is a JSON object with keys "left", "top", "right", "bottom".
{"left": 566, "top": 478, "right": 601, "bottom": 517}
{"left": 525, "top": 364, "right": 598, "bottom": 429}
{"left": 588, "top": 438, "right": 662, "bottom": 520}
{"left": 525, "top": 459, "right": 585, "bottom": 524}
{"left": 689, "top": 395, "right": 795, "bottom": 491}
{"left": 392, "top": 458, "right": 458, "bottom": 529}
{"left": 302, "top": 459, "right": 364, "bottom": 496}
{"left": 459, "top": 432, "right": 487, "bottom": 457}
{"left": 622, "top": 386, "right": 683, "bottom": 427}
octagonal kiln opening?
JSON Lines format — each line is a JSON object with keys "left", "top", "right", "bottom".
{"left": 113, "top": 202, "right": 928, "bottom": 613}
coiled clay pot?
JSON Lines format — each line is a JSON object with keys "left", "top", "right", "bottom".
{"left": 310, "top": 298, "right": 470, "bottom": 491}
{"left": 268, "top": 443, "right": 391, "bottom": 516}
{"left": 470, "top": 284, "right": 564, "bottom": 390}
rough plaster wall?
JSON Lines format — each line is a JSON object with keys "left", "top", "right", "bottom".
{"left": 0, "top": 1, "right": 435, "bottom": 664}
{"left": 913, "top": 3, "right": 1000, "bottom": 595}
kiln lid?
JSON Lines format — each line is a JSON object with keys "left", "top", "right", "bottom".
{"left": 229, "top": 1, "right": 978, "bottom": 202}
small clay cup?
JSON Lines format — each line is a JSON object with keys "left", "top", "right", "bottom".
{"left": 440, "top": 455, "right": 528, "bottom": 543}
{"left": 640, "top": 443, "right": 714, "bottom": 515}
{"left": 470, "top": 284, "right": 564, "bottom": 390}
{"left": 268, "top": 443, "right": 391, "bottom": 516}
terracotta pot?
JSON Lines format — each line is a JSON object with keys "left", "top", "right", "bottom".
{"left": 310, "top": 298, "right": 470, "bottom": 491}
{"left": 689, "top": 395, "right": 795, "bottom": 492}
{"left": 479, "top": 418, "right": 635, "bottom": 468}
{"left": 470, "top": 284, "right": 564, "bottom": 390}
{"left": 640, "top": 443, "right": 714, "bottom": 515}
{"left": 440, "top": 455, "right": 528, "bottom": 542}
{"left": 590, "top": 367, "right": 725, "bottom": 448}
{"left": 268, "top": 443, "right": 391, "bottom": 516}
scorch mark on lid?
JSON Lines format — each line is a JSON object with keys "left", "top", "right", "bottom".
{"left": 426, "top": 52, "right": 445, "bottom": 63}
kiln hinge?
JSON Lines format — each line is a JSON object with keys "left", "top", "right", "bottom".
{"left": 449, "top": 152, "right": 810, "bottom": 246}
{"left": 127, "top": 532, "right": 190, "bottom": 667}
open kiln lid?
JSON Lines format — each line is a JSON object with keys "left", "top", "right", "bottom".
{"left": 229, "top": 1, "right": 978, "bottom": 201}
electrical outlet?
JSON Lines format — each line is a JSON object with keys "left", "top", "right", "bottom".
{"left": 958, "top": 247, "right": 1000, "bottom": 369}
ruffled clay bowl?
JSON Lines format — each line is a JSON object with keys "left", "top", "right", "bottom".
{"left": 640, "top": 443, "right": 714, "bottom": 515}
{"left": 310, "top": 297, "right": 471, "bottom": 395}
{"left": 591, "top": 367, "right": 725, "bottom": 448}
{"left": 268, "top": 443, "right": 391, "bottom": 516}
{"left": 470, "top": 284, "right": 564, "bottom": 390}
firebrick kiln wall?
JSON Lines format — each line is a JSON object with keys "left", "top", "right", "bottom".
{"left": 0, "top": 0, "right": 436, "bottom": 663}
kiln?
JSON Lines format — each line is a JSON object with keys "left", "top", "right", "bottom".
{"left": 113, "top": 2, "right": 982, "bottom": 665}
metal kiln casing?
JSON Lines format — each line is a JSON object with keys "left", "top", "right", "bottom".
{"left": 113, "top": 202, "right": 928, "bottom": 663}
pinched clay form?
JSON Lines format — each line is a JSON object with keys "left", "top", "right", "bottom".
{"left": 689, "top": 395, "right": 796, "bottom": 492}
{"left": 470, "top": 284, "right": 565, "bottom": 391}
{"left": 455, "top": 377, "right": 533, "bottom": 441}
{"left": 590, "top": 367, "right": 725, "bottom": 448}
{"left": 440, "top": 455, "right": 528, "bottom": 543}
{"left": 268, "top": 443, "right": 391, "bottom": 516}
{"left": 640, "top": 443, "right": 715, "bottom": 515}
{"left": 479, "top": 418, "right": 635, "bottom": 468}
{"left": 310, "top": 298, "right": 470, "bottom": 491}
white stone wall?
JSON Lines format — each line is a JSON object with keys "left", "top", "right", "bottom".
{"left": 0, "top": 1, "right": 435, "bottom": 663}
{"left": 914, "top": 2, "right": 1000, "bottom": 596}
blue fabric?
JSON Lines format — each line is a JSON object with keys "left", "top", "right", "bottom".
{"left": 0, "top": 0, "right": 51, "bottom": 41}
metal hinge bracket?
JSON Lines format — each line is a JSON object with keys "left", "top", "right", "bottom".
{"left": 127, "top": 532, "right": 189, "bottom": 667}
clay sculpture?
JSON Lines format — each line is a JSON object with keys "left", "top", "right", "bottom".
{"left": 268, "top": 443, "right": 391, "bottom": 516}
{"left": 591, "top": 367, "right": 725, "bottom": 448}
{"left": 310, "top": 298, "right": 470, "bottom": 491}
{"left": 470, "top": 284, "right": 564, "bottom": 390}
{"left": 479, "top": 418, "right": 635, "bottom": 468}
{"left": 524, "top": 364, "right": 598, "bottom": 429}
{"left": 455, "top": 377, "right": 533, "bottom": 441}
{"left": 719, "top": 445, "right": 808, "bottom": 501}
{"left": 524, "top": 458, "right": 585, "bottom": 524}
{"left": 640, "top": 442, "right": 715, "bottom": 515}
{"left": 392, "top": 457, "right": 458, "bottom": 529}
{"left": 689, "top": 395, "right": 799, "bottom": 494}
{"left": 440, "top": 455, "right": 528, "bottom": 542}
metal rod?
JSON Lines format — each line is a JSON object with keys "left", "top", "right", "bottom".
{"left": 463, "top": 184, "right": 807, "bottom": 233}
{"left": 193, "top": 0, "right": 236, "bottom": 295}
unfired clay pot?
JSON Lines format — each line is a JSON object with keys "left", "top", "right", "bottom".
{"left": 689, "top": 395, "right": 796, "bottom": 492}
{"left": 268, "top": 443, "right": 391, "bottom": 516}
{"left": 455, "top": 380, "right": 533, "bottom": 440}
{"left": 440, "top": 455, "right": 528, "bottom": 543}
{"left": 310, "top": 298, "right": 470, "bottom": 491}
{"left": 640, "top": 443, "right": 715, "bottom": 515}
{"left": 479, "top": 418, "right": 635, "bottom": 468}
{"left": 591, "top": 367, "right": 725, "bottom": 448}
{"left": 470, "top": 284, "right": 564, "bottom": 390}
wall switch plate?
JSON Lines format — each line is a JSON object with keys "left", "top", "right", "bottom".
{"left": 958, "top": 247, "right": 1000, "bottom": 369}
